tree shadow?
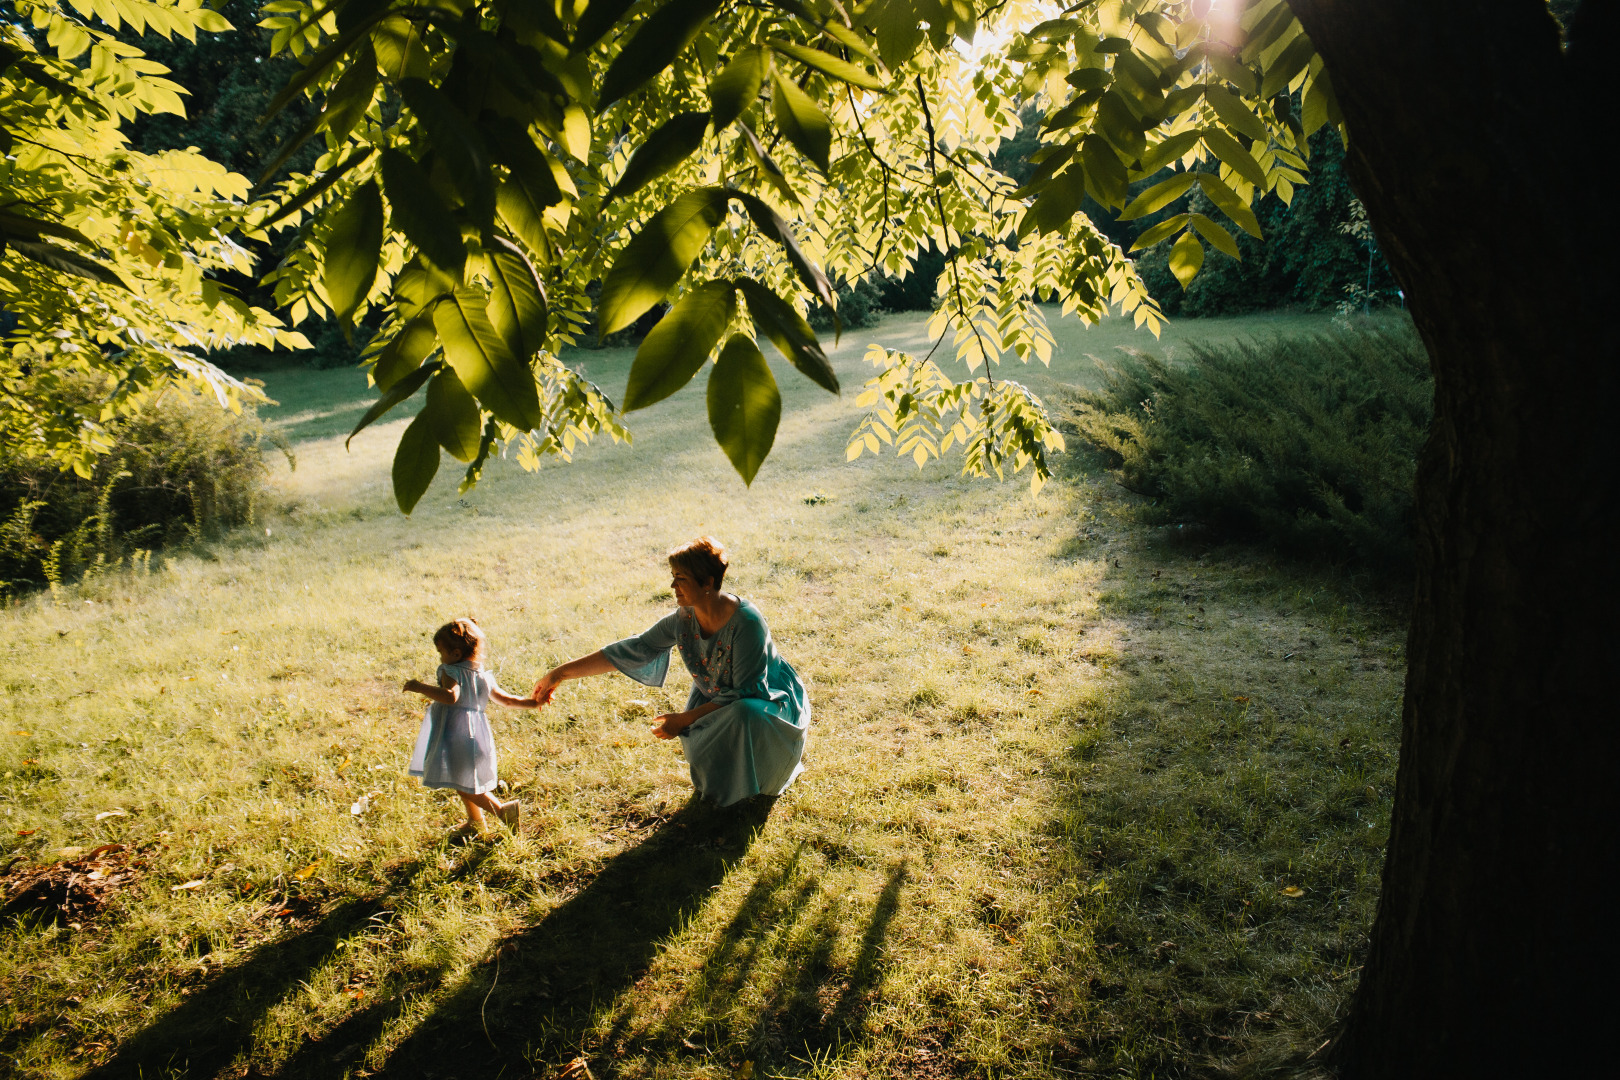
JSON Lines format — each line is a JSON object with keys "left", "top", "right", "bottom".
{"left": 78, "top": 849, "right": 490, "bottom": 1080}
{"left": 283, "top": 795, "right": 780, "bottom": 1078}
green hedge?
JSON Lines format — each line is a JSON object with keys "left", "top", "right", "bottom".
{"left": 1062, "top": 322, "right": 1431, "bottom": 569}
{"left": 0, "top": 390, "right": 286, "bottom": 595}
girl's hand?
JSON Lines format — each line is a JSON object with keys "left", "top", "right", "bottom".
{"left": 651, "top": 713, "right": 689, "bottom": 740}
{"left": 402, "top": 679, "right": 421, "bottom": 694}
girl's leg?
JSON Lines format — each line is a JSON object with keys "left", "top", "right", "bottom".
{"left": 457, "top": 792, "right": 489, "bottom": 829}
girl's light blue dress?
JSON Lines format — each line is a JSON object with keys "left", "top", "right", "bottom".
{"left": 408, "top": 660, "right": 499, "bottom": 795}
{"left": 603, "top": 599, "right": 808, "bottom": 806}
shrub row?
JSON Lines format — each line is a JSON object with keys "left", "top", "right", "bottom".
{"left": 0, "top": 390, "right": 286, "bottom": 595}
{"left": 1062, "top": 322, "right": 1431, "bottom": 569}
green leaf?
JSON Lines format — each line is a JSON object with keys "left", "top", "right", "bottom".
{"left": 262, "top": 11, "right": 391, "bottom": 122}
{"left": 434, "top": 286, "right": 543, "bottom": 429}
{"left": 819, "top": 21, "right": 879, "bottom": 62}
{"left": 561, "top": 103, "right": 592, "bottom": 161}
{"left": 394, "top": 256, "right": 459, "bottom": 318}
{"left": 571, "top": 0, "right": 637, "bottom": 55}
{"left": 258, "top": 147, "right": 374, "bottom": 231}
{"left": 1206, "top": 85, "right": 1270, "bottom": 144}
{"left": 379, "top": 149, "right": 466, "bottom": 275}
{"left": 1168, "top": 230, "right": 1203, "bottom": 288}
{"left": 1128, "top": 213, "right": 1190, "bottom": 251}
{"left": 1079, "top": 134, "right": 1128, "bottom": 208}
{"left": 1195, "top": 173, "right": 1262, "bottom": 238}
{"left": 254, "top": 109, "right": 326, "bottom": 191}
{"left": 737, "top": 121, "right": 799, "bottom": 205}
{"left": 349, "top": 357, "right": 439, "bottom": 448}
{"left": 597, "top": 0, "right": 726, "bottom": 111}
{"left": 426, "top": 367, "right": 483, "bottom": 462}
{"left": 372, "top": 310, "right": 441, "bottom": 392}
{"left": 1095, "top": 90, "right": 1145, "bottom": 161}
{"left": 492, "top": 0, "right": 570, "bottom": 45}
{"left": 606, "top": 111, "right": 711, "bottom": 206}
{"left": 1025, "top": 165, "right": 1084, "bottom": 235}
{"left": 1118, "top": 172, "right": 1195, "bottom": 221}
{"left": 868, "top": 0, "right": 925, "bottom": 68}
{"left": 392, "top": 412, "right": 440, "bottom": 514}
{"left": 0, "top": 212, "right": 95, "bottom": 249}
{"left": 323, "top": 179, "right": 384, "bottom": 327}
{"left": 1137, "top": 129, "right": 1200, "bottom": 175}
{"left": 1260, "top": 32, "right": 1316, "bottom": 100}
{"left": 496, "top": 179, "right": 553, "bottom": 261}
{"left": 482, "top": 115, "right": 564, "bottom": 210}
{"left": 766, "top": 38, "right": 887, "bottom": 91}
{"left": 771, "top": 69, "right": 832, "bottom": 172}
{"left": 7, "top": 240, "right": 128, "bottom": 290}
{"left": 707, "top": 333, "right": 780, "bottom": 486}
{"left": 735, "top": 277, "right": 837, "bottom": 394}
{"left": 399, "top": 78, "right": 495, "bottom": 226}
{"left": 729, "top": 191, "right": 836, "bottom": 322}
{"left": 708, "top": 46, "right": 768, "bottom": 132}
{"left": 1189, "top": 212, "right": 1241, "bottom": 259}
{"left": 483, "top": 238, "right": 549, "bottom": 360}
{"left": 1201, "top": 127, "right": 1267, "bottom": 190}
{"left": 598, "top": 186, "right": 729, "bottom": 337}
{"left": 373, "top": 15, "right": 431, "bottom": 83}
{"left": 624, "top": 279, "right": 737, "bottom": 411}
{"left": 322, "top": 39, "right": 378, "bottom": 143}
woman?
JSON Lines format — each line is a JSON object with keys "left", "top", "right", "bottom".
{"left": 533, "top": 537, "right": 809, "bottom": 806}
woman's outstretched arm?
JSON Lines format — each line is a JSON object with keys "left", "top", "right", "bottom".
{"left": 534, "top": 650, "right": 617, "bottom": 705}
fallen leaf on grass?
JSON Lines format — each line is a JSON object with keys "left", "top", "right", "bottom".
{"left": 557, "top": 1057, "right": 594, "bottom": 1080}
{"left": 1233, "top": 695, "right": 1250, "bottom": 704}
{"left": 16, "top": 829, "right": 35, "bottom": 837}
{"left": 171, "top": 879, "right": 206, "bottom": 892}
{"left": 293, "top": 860, "right": 323, "bottom": 880}
{"left": 1281, "top": 885, "right": 1306, "bottom": 897}
{"left": 14, "top": 730, "right": 30, "bottom": 736}
{"left": 94, "top": 809, "right": 129, "bottom": 821}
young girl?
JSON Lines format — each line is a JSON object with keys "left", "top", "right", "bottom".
{"left": 404, "top": 618, "right": 535, "bottom": 838}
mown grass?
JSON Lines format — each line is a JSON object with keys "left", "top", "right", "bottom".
{"left": 0, "top": 308, "right": 1403, "bottom": 1079}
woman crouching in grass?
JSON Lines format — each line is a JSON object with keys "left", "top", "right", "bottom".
{"left": 532, "top": 537, "right": 809, "bottom": 806}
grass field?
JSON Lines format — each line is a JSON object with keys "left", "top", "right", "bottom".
{"left": 1, "top": 308, "right": 1406, "bottom": 1079}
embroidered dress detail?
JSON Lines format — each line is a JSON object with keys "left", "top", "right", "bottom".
{"left": 407, "top": 660, "right": 500, "bottom": 795}
{"left": 602, "top": 599, "right": 809, "bottom": 806}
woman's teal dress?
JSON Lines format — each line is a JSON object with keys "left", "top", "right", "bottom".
{"left": 603, "top": 599, "right": 808, "bottom": 806}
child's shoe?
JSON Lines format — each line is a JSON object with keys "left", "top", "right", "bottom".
{"left": 496, "top": 800, "right": 521, "bottom": 832}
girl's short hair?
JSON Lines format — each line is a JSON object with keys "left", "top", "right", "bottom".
{"left": 433, "top": 618, "right": 485, "bottom": 662}
{"left": 668, "top": 536, "right": 728, "bottom": 589}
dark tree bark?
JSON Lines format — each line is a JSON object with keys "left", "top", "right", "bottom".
{"left": 1283, "top": 1, "right": 1618, "bottom": 1072}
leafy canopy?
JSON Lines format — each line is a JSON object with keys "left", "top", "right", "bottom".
{"left": 3, "top": 0, "right": 1338, "bottom": 506}
{"left": 0, "top": 0, "right": 311, "bottom": 477}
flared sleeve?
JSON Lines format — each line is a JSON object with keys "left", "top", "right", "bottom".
{"left": 602, "top": 611, "right": 681, "bottom": 687}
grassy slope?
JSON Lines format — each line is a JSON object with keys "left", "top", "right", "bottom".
{"left": 0, "top": 310, "right": 1403, "bottom": 1079}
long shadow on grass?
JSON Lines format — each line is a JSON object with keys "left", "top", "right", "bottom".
{"left": 276, "top": 796, "right": 779, "bottom": 1079}
{"left": 80, "top": 850, "right": 489, "bottom": 1080}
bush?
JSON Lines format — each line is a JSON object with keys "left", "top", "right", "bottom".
{"left": 810, "top": 277, "right": 886, "bottom": 331}
{"left": 1061, "top": 322, "right": 1431, "bottom": 569}
{"left": 0, "top": 389, "right": 286, "bottom": 595}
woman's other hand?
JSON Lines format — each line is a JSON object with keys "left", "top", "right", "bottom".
{"left": 651, "top": 712, "right": 690, "bottom": 740}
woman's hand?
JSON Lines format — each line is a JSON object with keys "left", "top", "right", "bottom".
{"left": 532, "top": 671, "right": 560, "bottom": 708}
{"left": 651, "top": 712, "right": 691, "bottom": 740}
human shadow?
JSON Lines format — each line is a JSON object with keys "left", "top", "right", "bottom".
{"left": 287, "top": 795, "right": 778, "bottom": 1079}
{"left": 77, "top": 848, "right": 489, "bottom": 1080}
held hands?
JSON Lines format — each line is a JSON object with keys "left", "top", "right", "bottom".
{"left": 531, "top": 672, "right": 560, "bottom": 708}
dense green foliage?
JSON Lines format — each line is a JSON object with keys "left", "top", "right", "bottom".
{"left": 1063, "top": 323, "right": 1431, "bottom": 568}
{"left": 0, "top": 390, "right": 282, "bottom": 594}
{"left": 1133, "top": 133, "right": 1401, "bottom": 315}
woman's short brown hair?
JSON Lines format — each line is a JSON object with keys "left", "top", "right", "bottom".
{"left": 668, "top": 536, "right": 727, "bottom": 589}
{"left": 433, "top": 617, "right": 485, "bottom": 662}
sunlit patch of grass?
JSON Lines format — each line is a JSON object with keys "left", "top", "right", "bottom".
{"left": 1, "top": 309, "right": 1393, "bottom": 1079}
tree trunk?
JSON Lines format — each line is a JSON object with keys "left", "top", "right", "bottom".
{"left": 1283, "top": 1, "right": 1619, "bottom": 1072}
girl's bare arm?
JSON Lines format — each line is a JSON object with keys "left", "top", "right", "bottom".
{"left": 490, "top": 684, "right": 538, "bottom": 708}
{"left": 403, "top": 671, "right": 460, "bottom": 705}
